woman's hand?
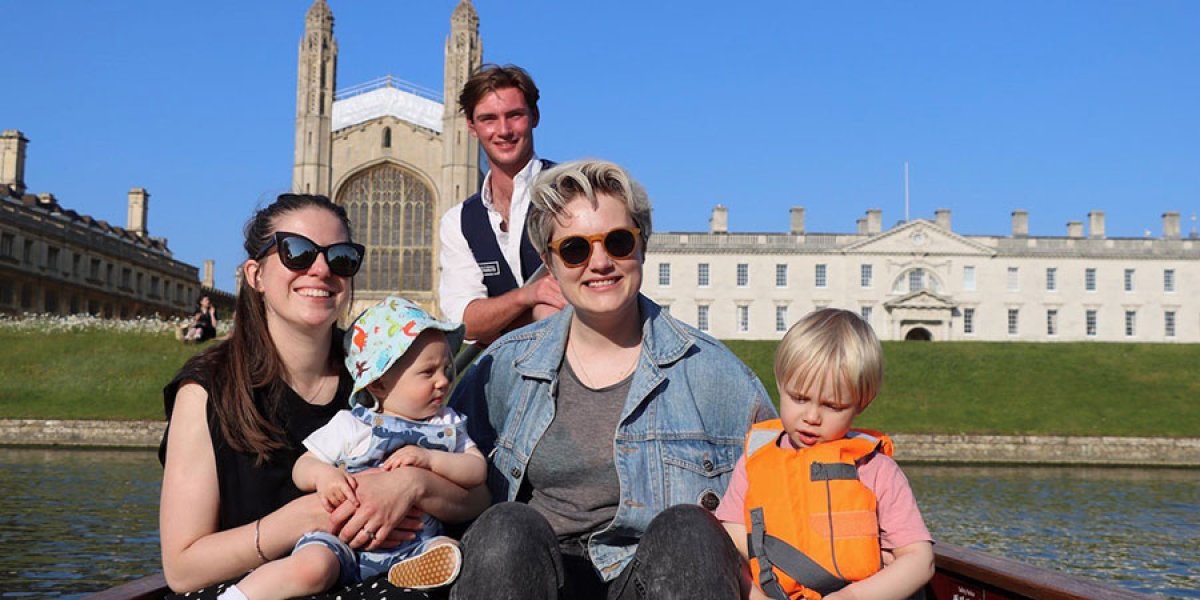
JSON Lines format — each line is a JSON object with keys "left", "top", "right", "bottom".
{"left": 330, "top": 467, "right": 425, "bottom": 551}
{"left": 329, "top": 465, "right": 488, "bottom": 552}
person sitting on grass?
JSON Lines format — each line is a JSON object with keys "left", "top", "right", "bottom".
{"left": 183, "top": 295, "right": 218, "bottom": 343}
{"left": 718, "top": 308, "right": 934, "bottom": 600}
{"left": 220, "top": 297, "right": 485, "bottom": 600}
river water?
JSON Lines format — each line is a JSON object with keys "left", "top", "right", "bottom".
{"left": 0, "top": 449, "right": 1196, "bottom": 599}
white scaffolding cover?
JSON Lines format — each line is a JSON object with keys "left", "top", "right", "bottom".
{"left": 332, "top": 85, "right": 443, "bottom": 134}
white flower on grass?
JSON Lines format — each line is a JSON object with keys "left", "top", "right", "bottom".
{"left": 0, "top": 313, "right": 232, "bottom": 336}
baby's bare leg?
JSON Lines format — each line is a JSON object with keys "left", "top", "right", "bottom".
{"left": 235, "top": 544, "right": 341, "bottom": 600}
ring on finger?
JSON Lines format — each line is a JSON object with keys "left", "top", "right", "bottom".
{"left": 364, "top": 529, "right": 376, "bottom": 540}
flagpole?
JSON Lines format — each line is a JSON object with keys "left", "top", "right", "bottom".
{"left": 904, "top": 161, "right": 910, "bottom": 223}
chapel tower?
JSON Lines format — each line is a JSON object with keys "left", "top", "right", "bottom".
{"left": 439, "top": 0, "right": 483, "bottom": 215}
{"left": 292, "top": 0, "right": 337, "bottom": 196}
{"left": 285, "top": 0, "right": 484, "bottom": 315}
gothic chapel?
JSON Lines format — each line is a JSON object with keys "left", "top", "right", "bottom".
{"left": 292, "top": 0, "right": 483, "bottom": 316}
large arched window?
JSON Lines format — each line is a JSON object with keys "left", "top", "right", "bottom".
{"left": 891, "top": 267, "right": 943, "bottom": 294}
{"left": 338, "top": 163, "right": 434, "bottom": 293}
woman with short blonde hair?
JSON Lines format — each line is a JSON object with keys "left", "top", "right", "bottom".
{"left": 449, "top": 160, "right": 777, "bottom": 599}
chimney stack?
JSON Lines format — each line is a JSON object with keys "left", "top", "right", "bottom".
{"left": 856, "top": 218, "right": 867, "bottom": 235}
{"left": 1067, "top": 221, "right": 1084, "bottom": 238}
{"left": 203, "top": 260, "right": 215, "bottom": 289}
{"left": 789, "top": 207, "right": 805, "bottom": 235}
{"left": 0, "top": 130, "right": 28, "bottom": 197}
{"left": 127, "top": 188, "right": 149, "bottom": 235}
{"left": 1163, "top": 212, "right": 1181, "bottom": 240}
{"left": 866, "top": 209, "right": 882, "bottom": 234}
{"left": 709, "top": 204, "right": 728, "bottom": 234}
{"left": 1088, "top": 211, "right": 1106, "bottom": 239}
{"left": 935, "top": 208, "right": 951, "bottom": 231}
{"left": 1012, "top": 210, "right": 1029, "bottom": 238}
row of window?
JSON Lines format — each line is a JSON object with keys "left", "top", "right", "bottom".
{"left": 692, "top": 303, "right": 875, "bottom": 335}
{"left": 685, "top": 301, "right": 1179, "bottom": 338}
{"left": 665, "top": 263, "right": 823, "bottom": 289}
{"left": 1013, "top": 266, "right": 1173, "bottom": 293}
{"left": 962, "top": 307, "right": 1178, "bottom": 337}
{"left": 0, "top": 232, "right": 191, "bottom": 304}
{"left": 656, "top": 261, "right": 1180, "bottom": 295}
{"left": 0, "top": 279, "right": 141, "bottom": 317}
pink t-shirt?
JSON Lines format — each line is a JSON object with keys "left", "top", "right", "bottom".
{"left": 716, "top": 434, "right": 932, "bottom": 552}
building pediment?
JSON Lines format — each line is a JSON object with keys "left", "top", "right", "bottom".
{"left": 844, "top": 220, "right": 995, "bottom": 257}
{"left": 884, "top": 289, "right": 957, "bottom": 310}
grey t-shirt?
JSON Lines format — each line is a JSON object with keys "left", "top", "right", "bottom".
{"left": 524, "top": 360, "right": 630, "bottom": 556}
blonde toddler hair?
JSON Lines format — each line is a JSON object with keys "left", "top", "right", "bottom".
{"left": 774, "top": 308, "right": 883, "bottom": 413}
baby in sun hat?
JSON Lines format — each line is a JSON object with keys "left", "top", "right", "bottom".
{"left": 221, "top": 297, "right": 484, "bottom": 599}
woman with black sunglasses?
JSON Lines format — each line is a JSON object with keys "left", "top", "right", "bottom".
{"left": 449, "top": 161, "right": 778, "bottom": 599}
{"left": 158, "top": 194, "right": 477, "bottom": 599}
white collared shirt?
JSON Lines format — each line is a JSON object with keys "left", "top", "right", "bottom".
{"left": 438, "top": 155, "right": 544, "bottom": 323}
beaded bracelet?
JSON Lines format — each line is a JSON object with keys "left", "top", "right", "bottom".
{"left": 254, "top": 518, "right": 269, "bottom": 563}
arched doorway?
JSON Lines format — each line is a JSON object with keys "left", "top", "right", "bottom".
{"left": 905, "top": 327, "right": 933, "bottom": 341}
{"left": 337, "top": 163, "right": 435, "bottom": 294}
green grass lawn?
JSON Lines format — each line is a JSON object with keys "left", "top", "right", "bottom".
{"left": 727, "top": 340, "right": 1197, "bottom": 437}
{"left": 1, "top": 329, "right": 1197, "bottom": 436}
{"left": 0, "top": 329, "right": 207, "bottom": 421}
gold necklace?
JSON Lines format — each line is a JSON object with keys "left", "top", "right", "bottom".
{"left": 569, "top": 343, "right": 638, "bottom": 388}
{"left": 297, "top": 372, "right": 331, "bottom": 404}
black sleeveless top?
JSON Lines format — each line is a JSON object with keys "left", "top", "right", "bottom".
{"left": 159, "top": 360, "right": 350, "bottom": 530}
{"left": 196, "top": 310, "right": 216, "bottom": 334}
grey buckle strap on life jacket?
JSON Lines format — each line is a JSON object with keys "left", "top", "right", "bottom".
{"left": 749, "top": 508, "right": 850, "bottom": 598}
{"left": 750, "top": 508, "right": 791, "bottom": 600}
{"left": 811, "top": 462, "right": 859, "bottom": 481}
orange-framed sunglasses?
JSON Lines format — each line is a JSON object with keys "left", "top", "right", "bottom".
{"left": 547, "top": 227, "right": 642, "bottom": 268}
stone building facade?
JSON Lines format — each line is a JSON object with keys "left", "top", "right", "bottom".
{"left": 646, "top": 206, "right": 1200, "bottom": 342}
{"left": 291, "top": 0, "right": 482, "bottom": 316}
{"left": 0, "top": 129, "right": 218, "bottom": 318}
{"left": 283, "top": 0, "right": 1198, "bottom": 343}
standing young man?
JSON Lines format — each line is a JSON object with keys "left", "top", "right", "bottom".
{"left": 438, "top": 64, "right": 566, "bottom": 344}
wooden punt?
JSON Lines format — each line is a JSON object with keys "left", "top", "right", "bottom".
{"left": 85, "top": 542, "right": 1160, "bottom": 599}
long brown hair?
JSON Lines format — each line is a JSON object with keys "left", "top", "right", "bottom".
{"left": 182, "top": 193, "right": 354, "bottom": 464}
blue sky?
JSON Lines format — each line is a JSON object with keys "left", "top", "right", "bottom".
{"left": 5, "top": 1, "right": 1198, "bottom": 291}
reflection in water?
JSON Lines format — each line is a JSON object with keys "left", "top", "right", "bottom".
{"left": 0, "top": 448, "right": 161, "bottom": 598}
{"left": 907, "top": 464, "right": 1200, "bottom": 599}
{"left": 0, "top": 450, "right": 1197, "bottom": 598}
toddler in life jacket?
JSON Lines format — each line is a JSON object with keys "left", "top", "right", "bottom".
{"left": 717, "top": 308, "right": 934, "bottom": 600}
{"left": 222, "top": 297, "right": 485, "bottom": 600}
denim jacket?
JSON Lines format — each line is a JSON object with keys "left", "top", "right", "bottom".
{"left": 450, "top": 295, "right": 777, "bottom": 580}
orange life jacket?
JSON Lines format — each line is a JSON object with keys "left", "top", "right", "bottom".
{"left": 742, "top": 420, "right": 894, "bottom": 600}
